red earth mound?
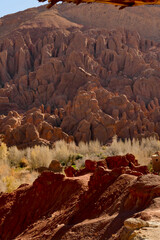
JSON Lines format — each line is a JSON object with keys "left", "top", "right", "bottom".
{"left": 0, "top": 154, "right": 160, "bottom": 240}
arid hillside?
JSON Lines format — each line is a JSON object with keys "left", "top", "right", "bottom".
{"left": 0, "top": 4, "right": 160, "bottom": 146}
{"left": 1, "top": 4, "right": 160, "bottom": 41}
{"left": 59, "top": 4, "right": 160, "bottom": 41}
{"left": 1, "top": 5, "right": 160, "bottom": 240}
{"left": 1, "top": 154, "right": 160, "bottom": 240}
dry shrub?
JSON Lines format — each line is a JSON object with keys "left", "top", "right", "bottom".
{"left": 1, "top": 169, "right": 38, "bottom": 193}
{"left": 0, "top": 164, "right": 10, "bottom": 192}
{"left": 105, "top": 136, "right": 160, "bottom": 165}
{"left": 51, "top": 140, "right": 101, "bottom": 166}
{"left": 8, "top": 146, "right": 25, "bottom": 166}
{"left": 78, "top": 140, "right": 101, "bottom": 155}
{"left": 52, "top": 140, "right": 72, "bottom": 163}
{"left": 0, "top": 143, "right": 8, "bottom": 164}
{"left": 0, "top": 143, "right": 38, "bottom": 192}
{"left": 2, "top": 137, "right": 160, "bottom": 169}
{"left": 0, "top": 136, "right": 160, "bottom": 192}
{"left": 29, "top": 145, "right": 53, "bottom": 169}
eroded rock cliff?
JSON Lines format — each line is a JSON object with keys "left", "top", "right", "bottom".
{"left": 1, "top": 4, "right": 160, "bottom": 145}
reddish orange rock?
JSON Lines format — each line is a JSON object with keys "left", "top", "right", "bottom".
{"left": 65, "top": 166, "right": 76, "bottom": 177}
{"left": 106, "top": 155, "right": 129, "bottom": 169}
{"left": 0, "top": 154, "right": 159, "bottom": 240}
{"left": 124, "top": 174, "right": 160, "bottom": 210}
{"left": 106, "top": 154, "right": 140, "bottom": 169}
{"left": 85, "top": 160, "right": 97, "bottom": 172}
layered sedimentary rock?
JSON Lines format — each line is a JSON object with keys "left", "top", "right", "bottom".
{"left": 1, "top": 4, "right": 160, "bottom": 144}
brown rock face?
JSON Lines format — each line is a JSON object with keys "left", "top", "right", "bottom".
{"left": 1, "top": 4, "right": 160, "bottom": 145}
{"left": 25, "top": 123, "right": 39, "bottom": 141}
{"left": 0, "top": 172, "right": 82, "bottom": 240}
{"left": 1, "top": 108, "right": 72, "bottom": 148}
{"left": 124, "top": 174, "right": 160, "bottom": 211}
{"left": 1, "top": 154, "right": 160, "bottom": 240}
{"left": 85, "top": 159, "right": 98, "bottom": 171}
{"left": 106, "top": 154, "right": 139, "bottom": 169}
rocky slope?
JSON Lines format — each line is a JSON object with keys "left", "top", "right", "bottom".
{"left": 0, "top": 108, "right": 73, "bottom": 148}
{"left": 1, "top": 154, "right": 160, "bottom": 240}
{"left": 1, "top": 4, "right": 160, "bottom": 146}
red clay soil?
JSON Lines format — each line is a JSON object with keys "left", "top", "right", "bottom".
{"left": 0, "top": 154, "right": 160, "bottom": 240}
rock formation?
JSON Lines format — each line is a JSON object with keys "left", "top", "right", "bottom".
{"left": 0, "top": 108, "right": 73, "bottom": 148}
{"left": 0, "top": 154, "right": 160, "bottom": 240}
{"left": 1, "top": 4, "right": 160, "bottom": 240}
{"left": 1, "top": 4, "right": 160, "bottom": 145}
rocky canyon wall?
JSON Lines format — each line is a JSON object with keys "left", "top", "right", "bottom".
{"left": 0, "top": 4, "right": 160, "bottom": 146}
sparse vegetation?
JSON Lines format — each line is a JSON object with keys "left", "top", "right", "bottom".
{"left": 105, "top": 136, "right": 160, "bottom": 165}
{"left": 0, "top": 136, "right": 160, "bottom": 192}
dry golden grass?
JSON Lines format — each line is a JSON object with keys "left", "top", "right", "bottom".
{"left": 105, "top": 136, "right": 160, "bottom": 165}
{"left": 0, "top": 136, "right": 160, "bottom": 192}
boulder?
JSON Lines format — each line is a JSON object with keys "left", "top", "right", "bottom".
{"left": 124, "top": 174, "right": 160, "bottom": 210}
{"left": 124, "top": 217, "right": 149, "bottom": 230}
{"left": 49, "top": 160, "right": 63, "bottom": 173}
